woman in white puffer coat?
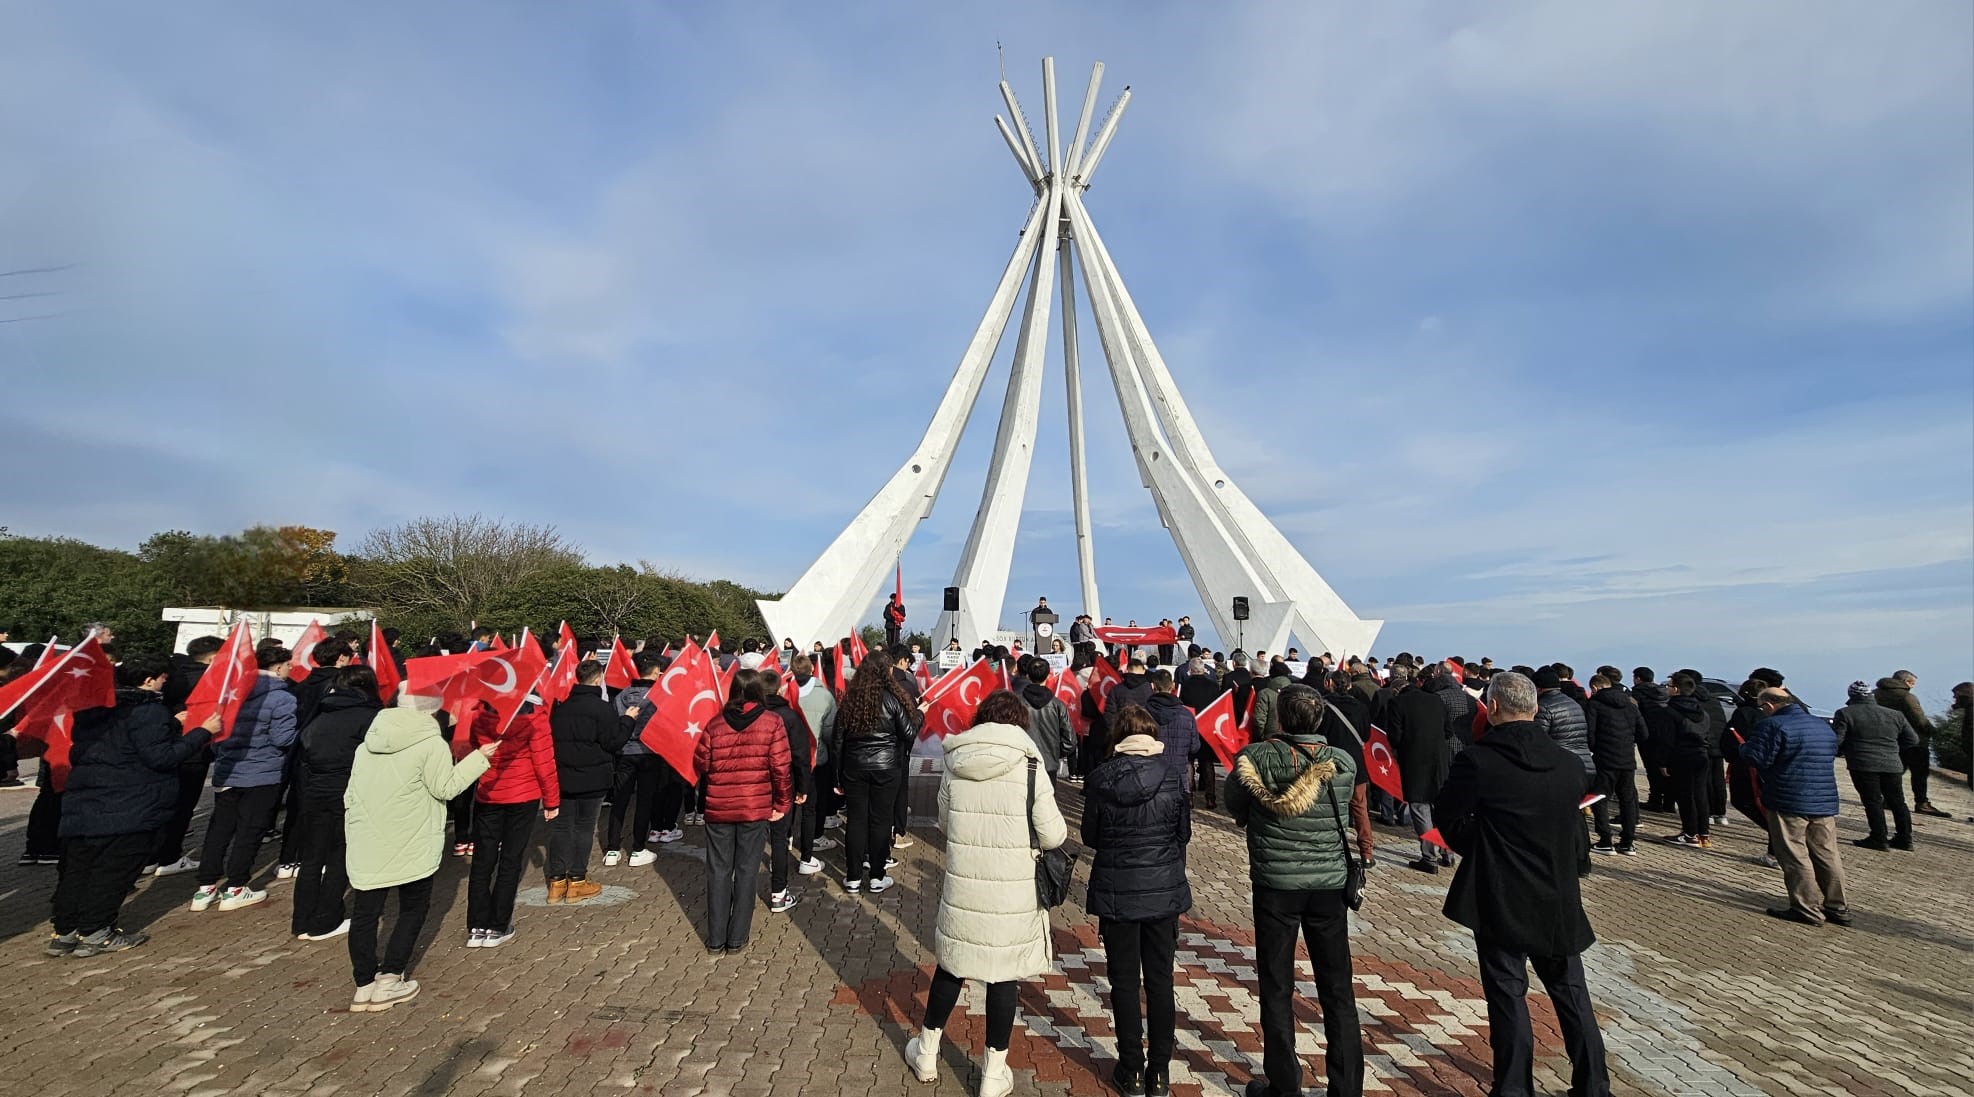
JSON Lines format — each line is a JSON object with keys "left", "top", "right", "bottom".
{"left": 903, "top": 690, "right": 1068, "bottom": 1096}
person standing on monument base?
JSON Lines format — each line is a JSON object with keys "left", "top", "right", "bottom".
{"left": 1434, "top": 671, "right": 1611, "bottom": 1097}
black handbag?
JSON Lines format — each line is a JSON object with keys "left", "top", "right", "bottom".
{"left": 1284, "top": 741, "right": 1366, "bottom": 912}
{"left": 1027, "top": 759, "right": 1075, "bottom": 908}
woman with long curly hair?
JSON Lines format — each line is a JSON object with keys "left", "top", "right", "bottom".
{"left": 829, "top": 650, "right": 917, "bottom": 894}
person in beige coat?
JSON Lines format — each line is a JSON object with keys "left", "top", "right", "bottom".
{"left": 904, "top": 691, "right": 1067, "bottom": 1097}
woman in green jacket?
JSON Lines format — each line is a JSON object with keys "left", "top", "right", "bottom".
{"left": 343, "top": 705, "right": 495, "bottom": 1012}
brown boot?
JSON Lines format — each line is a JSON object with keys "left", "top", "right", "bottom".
{"left": 564, "top": 878, "right": 603, "bottom": 903}
{"left": 546, "top": 878, "right": 569, "bottom": 904}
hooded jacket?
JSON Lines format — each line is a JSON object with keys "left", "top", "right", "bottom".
{"left": 1832, "top": 697, "right": 1916, "bottom": 775}
{"left": 693, "top": 701, "right": 792, "bottom": 824}
{"left": 344, "top": 708, "right": 491, "bottom": 890}
{"left": 1741, "top": 703, "right": 1841, "bottom": 817}
{"left": 550, "top": 685, "right": 634, "bottom": 797}
{"left": 1143, "top": 691, "right": 1201, "bottom": 790}
{"left": 211, "top": 674, "right": 298, "bottom": 788}
{"left": 297, "top": 689, "right": 380, "bottom": 810}
{"left": 61, "top": 688, "right": 212, "bottom": 839}
{"left": 1585, "top": 687, "right": 1643, "bottom": 772}
{"left": 1633, "top": 682, "right": 1674, "bottom": 767}
{"left": 1388, "top": 684, "right": 1453, "bottom": 802}
{"left": 1081, "top": 735, "right": 1192, "bottom": 922}
{"left": 1321, "top": 688, "right": 1371, "bottom": 787}
{"left": 1017, "top": 678, "right": 1076, "bottom": 775}
{"left": 1873, "top": 678, "right": 1933, "bottom": 740}
{"left": 1534, "top": 690, "right": 1594, "bottom": 775}
{"left": 613, "top": 680, "right": 654, "bottom": 756}
{"left": 1435, "top": 720, "right": 1595, "bottom": 956}
{"left": 1225, "top": 732, "right": 1356, "bottom": 892}
{"left": 469, "top": 705, "right": 560, "bottom": 808}
{"left": 1109, "top": 672, "right": 1155, "bottom": 717}
{"left": 797, "top": 676, "right": 838, "bottom": 769}
{"left": 1665, "top": 693, "right": 1716, "bottom": 770}
{"left": 291, "top": 664, "right": 341, "bottom": 732}
{"left": 1247, "top": 671, "right": 1296, "bottom": 743}
{"left": 1178, "top": 669, "right": 1221, "bottom": 713}
{"left": 762, "top": 694, "right": 815, "bottom": 798}
{"left": 934, "top": 721, "right": 1067, "bottom": 983}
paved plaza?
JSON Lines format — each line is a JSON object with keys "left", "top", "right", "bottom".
{"left": 0, "top": 768, "right": 1968, "bottom": 1097}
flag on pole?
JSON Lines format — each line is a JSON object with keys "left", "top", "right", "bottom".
{"left": 1087, "top": 654, "right": 1124, "bottom": 713}
{"left": 920, "top": 658, "right": 1000, "bottom": 741}
{"left": 1048, "top": 668, "right": 1087, "bottom": 737}
{"left": 288, "top": 620, "right": 327, "bottom": 684}
{"left": 541, "top": 621, "right": 580, "bottom": 705}
{"left": 758, "top": 646, "right": 783, "bottom": 676}
{"left": 365, "top": 620, "right": 401, "bottom": 705}
{"left": 603, "top": 635, "right": 637, "bottom": 691}
{"left": 643, "top": 640, "right": 721, "bottom": 784}
{"left": 1195, "top": 689, "right": 1247, "bottom": 769}
{"left": 1362, "top": 723, "right": 1405, "bottom": 801}
{"left": 847, "top": 631, "right": 868, "bottom": 669}
{"left": 181, "top": 619, "right": 258, "bottom": 741}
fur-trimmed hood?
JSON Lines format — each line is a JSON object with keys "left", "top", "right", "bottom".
{"left": 1233, "top": 744, "right": 1341, "bottom": 818}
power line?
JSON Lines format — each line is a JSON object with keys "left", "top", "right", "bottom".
{"left": 0, "top": 264, "right": 75, "bottom": 278}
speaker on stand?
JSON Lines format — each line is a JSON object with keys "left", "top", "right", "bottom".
{"left": 1231, "top": 596, "right": 1250, "bottom": 653}
{"left": 944, "top": 587, "right": 961, "bottom": 649}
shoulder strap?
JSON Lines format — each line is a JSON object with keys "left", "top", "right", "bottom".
{"left": 1025, "top": 757, "right": 1040, "bottom": 852}
{"left": 1323, "top": 774, "right": 1358, "bottom": 873}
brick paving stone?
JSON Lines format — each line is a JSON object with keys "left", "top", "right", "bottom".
{"left": 0, "top": 769, "right": 1969, "bottom": 1094}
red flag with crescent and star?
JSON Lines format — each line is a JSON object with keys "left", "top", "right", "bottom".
{"left": 287, "top": 620, "right": 327, "bottom": 684}
{"left": 363, "top": 620, "right": 401, "bottom": 705}
{"left": 1087, "top": 654, "right": 1125, "bottom": 714}
{"left": 1047, "top": 668, "right": 1087, "bottom": 737}
{"left": 603, "top": 635, "right": 637, "bottom": 691}
{"left": 919, "top": 657, "right": 1000, "bottom": 742}
{"left": 430, "top": 631, "right": 547, "bottom": 736}
{"left": 1196, "top": 689, "right": 1247, "bottom": 769}
{"left": 644, "top": 640, "right": 722, "bottom": 783}
{"left": 2, "top": 633, "right": 117, "bottom": 790}
{"left": 541, "top": 621, "right": 581, "bottom": 706}
{"left": 181, "top": 619, "right": 258, "bottom": 742}
{"left": 1363, "top": 723, "right": 1405, "bottom": 801}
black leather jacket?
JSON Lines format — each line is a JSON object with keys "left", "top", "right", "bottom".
{"left": 833, "top": 692, "right": 915, "bottom": 781}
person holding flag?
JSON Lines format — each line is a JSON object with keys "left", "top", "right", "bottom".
{"left": 191, "top": 644, "right": 298, "bottom": 915}
{"left": 1389, "top": 666, "right": 1457, "bottom": 874}
{"left": 884, "top": 569, "right": 907, "bottom": 650}
{"left": 48, "top": 654, "right": 217, "bottom": 958}
{"left": 548, "top": 661, "right": 636, "bottom": 903}
{"left": 602, "top": 651, "right": 666, "bottom": 869}
{"left": 465, "top": 689, "right": 559, "bottom": 949}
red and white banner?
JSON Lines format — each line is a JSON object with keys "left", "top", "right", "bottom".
{"left": 181, "top": 620, "right": 258, "bottom": 742}
{"left": 1095, "top": 625, "right": 1176, "bottom": 646}
{"left": 1, "top": 633, "right": 117, "bottom": 790}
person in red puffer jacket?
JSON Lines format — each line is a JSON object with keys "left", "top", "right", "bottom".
{"left": 464, "top": 697, "right": 559, "bottom": 948}
{"left": 693, "top": 671, "right": 791, "bottom": 956}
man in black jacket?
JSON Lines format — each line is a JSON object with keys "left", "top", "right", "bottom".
{"left": 1584, "top": 674, "right": 1643, "bottom": 853}
{"left": 760, "top": 682, "right": 815, "bottom": 912}
{"left": 1633, "top": 669, "right": 1674, "bottom": 812}
{"left": 1144, "top": 670, "right": 1201, "bottom": 793}
{"left": 549, "top": 663, "right": 636, "bottom": 900}
{"left": 152, "top": 636, "right": 223, "bottom": 875}
{"left": 1390, "top": 670, "right": 1455, "bottom": 869}
{"left": 1435, "top": 672, "right": 1610, "bottom": 1097}
{"left": 50, "top": 655, "right": 218, "bottom": 957}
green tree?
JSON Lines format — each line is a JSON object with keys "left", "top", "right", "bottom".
{"left": 0, "top": 536, "right": 173, "bottom": 653}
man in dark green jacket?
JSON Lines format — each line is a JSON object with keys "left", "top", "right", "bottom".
{"left": 1874, "top": 671, "right": 1946, "bottom": 816}
{"left": 1225, "top": 685, "right": 1363, "bottom": 1097}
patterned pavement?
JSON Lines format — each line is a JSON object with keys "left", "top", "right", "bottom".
{"left": 0, "top": 765, "right": 1968, "bottom": 1096}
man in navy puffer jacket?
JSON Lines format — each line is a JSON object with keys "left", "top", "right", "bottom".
{"left": 1741, "top": 689, "right": 1849, "bottom": 927}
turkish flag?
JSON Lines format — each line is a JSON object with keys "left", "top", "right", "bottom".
{"left": 920, "top": 658, "right": 1000, "bottom": 741}
{"left": 915, "top": 659, "right": 933, "bottom": 691}
{"left": 1087, "top": 654, "right": 1124, "bottom": 713}
{"left": 288, "top": 620, "right": 328, "bottom": 684}
{"left": 541, "top": 621, "right": 581, "bottom": 706}
{"left": 1362, "top": 723, "right": 1405, "bottom": 801}
{"left": 643, "top": 640, "right": 722, "bottom": 783}
{"left": 1048, "top": 669, "right": 1088, "bottom": 737}
{"left": 453, "top": 634, "right": 547, "bottom": 737}
{"left": 705, "top": 629, "right": 722, "bottom": 653}
{"left": 758, "top": 647, "right": 783, "bottom": 676}
{"left": 3, "top": 634, "right": 117, "bottom": 789}
{"left": 488, "top": 632, "right": 509, "bottom": 652}
{"left": 1235, "top": 690, "right": 1257, "bottom": 735}
{"left": 181, "top": 620, "right": 258, "bottom": 741}
{"left": 1420, "top": 827, "right": 1452, "bottom": 851}
{"left": 1094, "top": 625, "right": 1177, "bottom": 646}
{"left": 603, "top": 635, "right": 637, "bottom": 691}
{"left": 1196, "top": 689, "right": 1247, "bottom": 769}
{"left": 848, "top": 631, "right": 868, "bottom": 668}
{"left": 716, "top": 657, "right": 738, "bottom": 704}
{"left": 922, "top": 656, "right": 986, "bottom": 709}
{"left": 365, "top": 620, "right": 401, "bottom": 705}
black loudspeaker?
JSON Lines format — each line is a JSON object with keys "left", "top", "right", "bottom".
{"left": 943, "top": 586, "right": 962, "bottom": 612}
{"left": 1231, "top": 596, "right": 1250, "bottom": 621}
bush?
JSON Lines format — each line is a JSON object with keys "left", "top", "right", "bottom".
{"left": 1933, "top": 708, "right": 1970, "bottom": 774}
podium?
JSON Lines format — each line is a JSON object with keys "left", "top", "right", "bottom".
{"left": 1030, "top": 609, "right": 1059, "bottom": 655}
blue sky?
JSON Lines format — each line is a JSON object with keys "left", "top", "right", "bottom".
{"left": 3, "top": 3, "right": 1970, "bottom": 711}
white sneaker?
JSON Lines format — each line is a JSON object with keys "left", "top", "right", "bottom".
{"left": 825, "top": 814, "right": 845, "bottom": 830}
{"left": 905, "top": 1026, "right": 942, "bottom": 1083}
{"left": 140, "top": 863, "right": 160, "bottom": 876}
{"left": 844, "top": 878, "right": 863, "bottom": 894}
{"left": 154, "top": 856, "right": 199, "bottom": 877}
{"left": 769, "top": 890, "right": 797, "bottom": 913}
{"left": 275, "top": 862, "right": 300, "bottom": 880}
{"left": 467, "top": 929, "right": 487, "bottom": 948}
{"left": 655, "top": 829, "right": 684, "bottom": 844}
{"left": 189, "top": 885, "right": 220, "bottom": 912}
{"left": 867, "top": 875, "right": 895, "bottom": 894}
{"left": 603, "top": 850, "right": 622, "bottom": 867}
{"left": 891, "top": 833, "right": 915, "bottom": 849}
{"left": 217, "top": 886, "right": 267, "bottom": 911}
{"left": 811, "top": 837, "right": 839, "bottom": 852}
{"left": 647, "top": 829, "right": 664, "bottom": 844}
{"left": 627, "top": 850, "right": 656, "bottom": 867}
{"left": 300, "top": 918, "right": 351, "bottom": 941}
{"left": 797, "top": 857, "right": 823, "bottom": 875}
{"left": 367, "top": 974, "right": 419, "bottom": 1011}
{"left": 481, "top": 927, "right": 514, "bottom": 949}
{"left": 1713, "top": 815, "right": 1729, "bottom": 826}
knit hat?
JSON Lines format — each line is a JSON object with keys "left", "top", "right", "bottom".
{"left": 1847, "top": 680, "right": 1872, "bottom": 701}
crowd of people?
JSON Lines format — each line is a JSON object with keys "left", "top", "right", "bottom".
{"left": 2, "top": 619, "right": 1969, "bottom": 1097}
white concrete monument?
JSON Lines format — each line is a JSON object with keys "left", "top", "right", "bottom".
{"left": 758, "top": 58, "right": 1381, "bottom": 660}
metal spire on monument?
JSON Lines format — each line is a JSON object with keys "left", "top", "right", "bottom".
{"left": 756, "top": 58, "right": 1382, "bottom": 659}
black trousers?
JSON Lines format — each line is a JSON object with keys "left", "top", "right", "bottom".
{"left": 291, "top": 804, "right": 348, "bottom": 937}
{"left": 546, "top": 794, "right": 602, "bottom": 879}
{"left": 151, "top": 762, "right": 210, "bottom": 865}
{"left": 769, "top": 812, "right": 796, "bottom": 893}
{"left": 893, "top": 753, "right": 911, "bottom": 834}
{"left": 51, "top": 832, "right": 154, "bottom": 935}
{"left": 1903, "top": 744, "right": 1931, "bottom": 804}
{"left": 704, "top": 820, "right": 767, "bottom": 950}
{"left": 1642, "top": 762, "right": 1668, "bottom": 811}
{"left": 841, "top": 772, "right": 898, "bottom": 884}
{"left": 348, "top": 873, "right": 435, "bottom": 987}
{"left": 923, "top": 966, "right": 1017, "bottom": 1050}
{"left": 1100, "top": 916, "right": 1178, "bottom": 1074}
{"left": 468, "top": 800, "right": 538, "bottom": 931}
{"left": 1851, "top": 770, "right": 1911, "bottom": 844}
{"left": 447, "top": 787, "right": 475, "bottom": 845}
{"left": 605, "top": 755, "right": 663, "bottom": 852}
{"left": 1592, "top": 769, "right": 1638, "bottom": 847}
{"left": 1672, "top": 764, "right": 1711, "bottom": 837}
{"left": 655, "top": 766, "right": 686, "bottom": 831}
{"left": 197, "top": 784, "right": 283, "bottom": 888}
{"left": 1193, "top": 743, "right": 1218, "bottom": 807}
{"left": 276, "top": 755, "right": 306, "bottom": 865}
{"left": 1706, "top": 757, "right": 1727, "bottom": 818}
{"left": 1476, "top": 944, "right": 1610, "bottom": 1097}
{"left": 24, "top": 782, "right": 61, "bottom": 858}
{"left": 1253, "top": 886, "right": 1363, "bottom": 1097}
